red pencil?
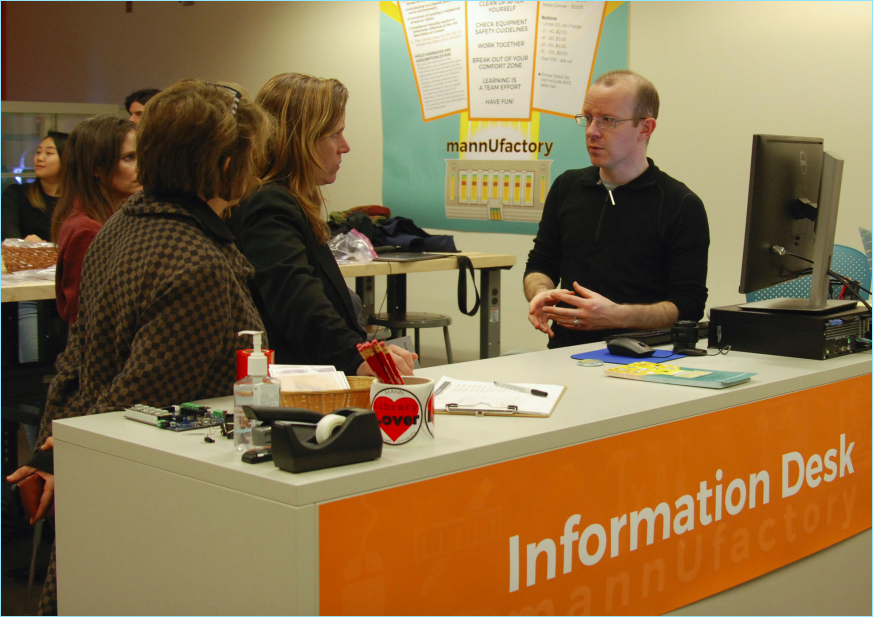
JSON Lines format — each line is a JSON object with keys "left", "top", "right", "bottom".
{"left": 358, "top": 342, "right": 390, "bottom": 383}
{"left": 377, "top": 340, "right": 403, "bottom": 384}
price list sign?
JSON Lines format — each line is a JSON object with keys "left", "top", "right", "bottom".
{"left": 533, "top": 2, "right": 606, "bottom": 118}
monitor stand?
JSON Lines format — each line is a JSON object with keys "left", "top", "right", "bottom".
{"left": 739, "top": 298, "right": 858, "bottom": 314}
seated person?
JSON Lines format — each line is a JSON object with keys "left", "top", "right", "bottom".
{"left": 51, "top": 115, "right": 141, "bottom": 324}
{"left": 2, "top": 131, "right": 68, "bottom": 368}
{"left": 124, "top": 87, "right": 160, "bottom": 124}
{"left": 228, "top": 73, "right": 416, "bottom": 376}
{"left": 6, "top": 79, "right": 273, "bottom": 615}
{"left": 2, "top": 131, "right": 68, "bottom": 241}
{"left": 524, "top": 70, "right": 709, "bottom": 347}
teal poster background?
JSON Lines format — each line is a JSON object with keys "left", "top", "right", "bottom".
{"left": 380, "top": 2, "right": 629, "bottom": 234}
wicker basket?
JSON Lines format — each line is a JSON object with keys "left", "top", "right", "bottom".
{"left": 1, "top": 246, "right": 58, "bottom": 272}
{"left": 280, "top": 375, "right": 375, "bottom": 414}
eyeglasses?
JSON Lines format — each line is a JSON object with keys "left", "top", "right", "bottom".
{"left": 574, "top": 114, "right": 644, "bottom": 129}
{"left": 208, "top": 83, "right": 242, "bottom": 117}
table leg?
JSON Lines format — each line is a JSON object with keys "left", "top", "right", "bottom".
{"left": 387, "top": 273, "right": 407, "bottom": 339}
{"left": 479, "top": 268, "right": 502, "bottom": 358}
{"left": 355, "top": 276, "right": 376, "bottom": 321}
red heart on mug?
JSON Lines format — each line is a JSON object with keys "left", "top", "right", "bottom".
{"left": 373, "top": 391, "right": 421, "bottom": 443}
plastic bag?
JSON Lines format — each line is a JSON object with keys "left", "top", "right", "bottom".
{"left": 329, "top": 229, "right": 378, "bottom": 264}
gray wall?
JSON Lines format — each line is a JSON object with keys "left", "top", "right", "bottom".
{"left": 6, "top": 1, "right": 870, "bottom": 364}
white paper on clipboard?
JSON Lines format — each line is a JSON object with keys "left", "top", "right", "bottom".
{"left": 432, "top": 377, "right": 564, "bottom": 417}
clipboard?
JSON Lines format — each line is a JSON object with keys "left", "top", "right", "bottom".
{"left": 442, "top": 403, "right": 519, "bottom": 416}
{"left": 433, "top": 378, "right": 566, "bottom": 417}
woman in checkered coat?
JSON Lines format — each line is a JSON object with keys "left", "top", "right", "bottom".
{"left": 6, "top": 79, "right": 274, "bottom": 615}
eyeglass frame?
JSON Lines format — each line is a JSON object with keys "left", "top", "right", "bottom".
{"left": 574, "top": 114, "right": 647, "bottom": 130}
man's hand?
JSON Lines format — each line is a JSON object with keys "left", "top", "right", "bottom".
{"left": 357, "top": 344, "right": 418, "bottom": 377}
{"left": 528, "top": 289, "right": 566, "bottom": 337}
{"left": 525, "top": 273, "right": 560, "bottom": 336}
{"left": 542, "top": 282, "right": 679, "bottom": 332}
{"left": 541, "top": 283, "right": 625, "bottom": 331}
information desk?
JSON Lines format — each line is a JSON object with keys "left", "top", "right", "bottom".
{"left": 1, "top": 251, "right": 515, "bottom": 358}
{"left": 52, "top": 347, "right": 870, "bottom": 615}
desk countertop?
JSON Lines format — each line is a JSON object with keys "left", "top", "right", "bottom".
{"left": 1, "top": 277, "right": 55, "bottom": 302}
{"left": 53, "top": 344, "right": 871, "bottom": 507}
{"left": 338, "top": 251, "right": 515, "bottom": 277}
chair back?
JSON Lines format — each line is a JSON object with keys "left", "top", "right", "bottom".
{"left": 745, "top": 275, "right": 812, "bottom": 302}
{"left": 832, "top": 244, "right": 871, "bottom": 300}
{"left": 745, "top": 244, "right": 871, "bottom": 302}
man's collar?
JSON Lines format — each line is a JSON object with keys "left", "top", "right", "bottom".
{"left": 585, "top": 158, "right": 659, "bottom": 189}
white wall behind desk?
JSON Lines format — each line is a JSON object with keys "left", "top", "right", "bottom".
{"left": 6, "top": 1, "right": 870, "bottom": 364}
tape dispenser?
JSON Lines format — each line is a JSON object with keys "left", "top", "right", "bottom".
{"left": 242, "top": 406, "right": 382, "bottom": 473}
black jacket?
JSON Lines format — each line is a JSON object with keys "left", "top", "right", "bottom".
{"left": 525, "top": 159, "right": 710, "bottom": 348}
{"left": 228, "top": 183, "right": 367, "bottom": 374}
{"left": 1, "top": 182, "right": 58, "bottom": 240}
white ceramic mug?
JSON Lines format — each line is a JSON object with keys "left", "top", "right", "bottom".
{"left": 369, "top": 376, "right": 435, "bottom": 445}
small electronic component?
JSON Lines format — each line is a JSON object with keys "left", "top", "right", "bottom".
{"left": 124, "top": 404, "right": 173, "bottom": 427}
{"left": 123, "top": 403, "right": 223, "bottom": 432}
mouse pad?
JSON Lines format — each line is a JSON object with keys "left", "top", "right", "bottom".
{"left": 571, "top": 348, "right": 687, "bottom": 365}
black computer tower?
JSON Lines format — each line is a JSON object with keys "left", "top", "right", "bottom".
{"left": 708, "top": 304, "right": 871, "bottom": 360}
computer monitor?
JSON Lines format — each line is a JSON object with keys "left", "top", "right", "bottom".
{"left": 737, "top": 134, "right": 855, "bottom": 313}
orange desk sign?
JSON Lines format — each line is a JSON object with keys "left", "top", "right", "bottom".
{"left": 320, "top": 375, "right": 871, "bottom": 615}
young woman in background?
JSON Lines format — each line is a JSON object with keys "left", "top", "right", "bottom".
{"left": 50, "top": 115, "right": 140, "bottom": 324}
{"left": 2, "top": 131, "right": 68, "bottom": 241}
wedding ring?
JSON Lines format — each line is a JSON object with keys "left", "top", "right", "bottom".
{"left": 573, "top": 317, "right": 579, "bottom": 327}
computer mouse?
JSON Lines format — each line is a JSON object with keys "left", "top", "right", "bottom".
{"left": 606, "top": 337, "right": 656, "bottom": 358}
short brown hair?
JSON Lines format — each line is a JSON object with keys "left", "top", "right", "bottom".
{"left": 51, "top": 115, "right": 135, "bottom": 243}
{"left": 137, "top": 79, "right": 273, "bottom": 202}
{"left": 593, "top": 69, "right": 660, "bottom": 120}
{"left": 257, "top": 73, "right": 349, "bottom": 245}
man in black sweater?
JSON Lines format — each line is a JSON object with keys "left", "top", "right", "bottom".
{"left": 524, "top": 70, "right": 710, "bottom": 348}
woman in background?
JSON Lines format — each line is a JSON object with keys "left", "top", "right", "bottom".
{"left": 50, "top": 115, "right": 140, "bottom": 324}
{"left": 2, "top": 131, "right": 68, "bottom": 241}
{"left": 7, "top": 79, "right": 272, "bottom": 616}
{"left": 228, "top": 72, "right": 416, "bottom": 376}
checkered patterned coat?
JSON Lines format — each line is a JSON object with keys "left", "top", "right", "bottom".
{"left": 37, "top": 192, "right": 265, "bottom": 445}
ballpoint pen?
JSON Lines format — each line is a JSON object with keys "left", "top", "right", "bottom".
{"left": 494, "top": 381, "right": 548, "bottom": 397}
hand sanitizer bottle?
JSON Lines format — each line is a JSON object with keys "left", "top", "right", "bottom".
{"left": 234, "top": 330, "right": 281, "bottom": 451}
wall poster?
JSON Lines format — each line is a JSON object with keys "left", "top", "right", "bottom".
{"left": 379, "top": 1, "right": 629, "bottom": 234}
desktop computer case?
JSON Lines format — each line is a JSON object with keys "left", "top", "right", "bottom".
{"left": 708, "top": 304, "right": 871, "bottom": 360}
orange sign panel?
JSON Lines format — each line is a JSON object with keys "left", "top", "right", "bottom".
{"left": 320, "top": 376, "right": 871, "bottom": 615}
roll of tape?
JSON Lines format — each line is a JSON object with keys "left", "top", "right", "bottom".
{"left": 315, "top": 414, "right": 346, "bottom": 444}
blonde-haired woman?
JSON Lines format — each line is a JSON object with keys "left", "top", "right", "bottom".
{"left": 228, "top": 73, "right": 416, "bottom": 376}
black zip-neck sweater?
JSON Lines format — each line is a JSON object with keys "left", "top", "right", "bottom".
{"left": 525, "top": 158, "right": 710, "bottom": 348}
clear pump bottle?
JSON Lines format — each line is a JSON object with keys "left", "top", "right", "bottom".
{"left": 234, "top": 330, "right": 281, "bottom": 451}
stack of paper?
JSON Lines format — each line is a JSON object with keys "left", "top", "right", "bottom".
{"left": 604, "top": 362, "right": 755, "bottom": 388}
{"left": 269, "top": 365, "right": 350, "bottom": 392}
